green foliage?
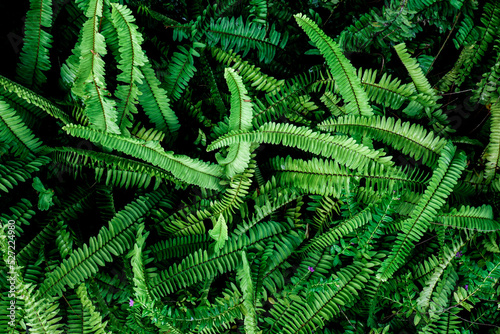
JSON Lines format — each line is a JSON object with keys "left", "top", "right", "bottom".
{"left": 2, "top": 0, "right": 500, "bottom": 333}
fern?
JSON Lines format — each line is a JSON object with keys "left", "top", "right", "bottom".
{"left": 110, "top": 3, "right": 147, "bottom": 134}
{"left": 484, "top": 102, "right": 500, "bottom": 182}
{"left": 208, "top": 122, "right": 394, "bottom": 172}
{"left": 16, "top": 0, "right": 53, "bottom": 89}
{"left": 377, "top": 143, "right": 467, "bottom": 281}
{"left": 206, "top": 16, "right": 287, "bottom": 64}
{"left": 38, "top": 189, "right": 165, "bottom": 297}
{"left": 63, "top": 124, "right": 224, "bottom": 190}
{"left": 294, "top": 14, "right": 373, "bottom": 117}
{"left": 0, "top": 97, "right": 44, "bottom": 158}
{"left": 215, "top": 68, "right": 253, "bottom": 177}
{"left": 138, "top": 60, "right": 180, "bottom": 135}
{"left": 267, "top": 261, "right": 374, "bottom": 334}
{"left": 211, "top": 47, "right": 284, "bottom": 92}
{"left": 4, "top": 1, "right": 500, "bottom": 333}
{"left": 237, "top": 251, "right": 260, "bottom": 334}
{"left": 317, "top": 115, "right": 448, "bottom": 168}
{"left": 165, "top": 44, "right": 200, "bottom": 101}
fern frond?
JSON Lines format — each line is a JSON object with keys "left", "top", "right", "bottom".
{"left": 38, "top": 189, "right": 165, "bottom": 297}
{"left": 63, "top": 124, "right": 224, "bottom": 190}
{"left": 149, "top": 234, "right": 211, "bottom": 261}
{"left": 149, "top": 220, "right": 289, "bottom": 298}
{"left": 47, "top": 146, "right": 178, "bottom": 189}
{"left": 23, "top": 287, "right": 64, "bottom": 334}
{"left": 0, "top": 154, "right": 50, "bottom": 195}
{"left": 252, "top": 67, "right": 333, "bottom": 127}
{"left": 317, "top": 115, "right": 448, "bottom": 168}
{"left": 215, "top": 68, "right": 253, "bottom": 177}
{"left": 110, "top": 3, "right": 147, "bottom": 134}
{"left": 308, "top": 195, "right": 341, "bottom": 234}
{"left": 0, "top": 97, "right": 44, "bottom": 158}
{"left": 484, "top": 102, "right": 500, "bottom": 182}
{"left": 237, "top": 251, "right": 260, "bottom": 334}
{"left": 158, "top": 291, "right": 244, "bottom": 333}
{"left": 416, "top": 233, "right": 470, "bottom": 314}
{"left": 270, "top": 156, "right": 427, "bottom": 197}
{"left": 434, "top": 205, "right": 500, "bottom": 232}
{"left": 268, "top": 261, "right": 374, "bottom": 334}
{"left": 294, "top": 13, "right": 373, "bottom": 116}
{"left": 358, "top": 68, "right": 416, "bottom": 110}
{"left": 129, "top": 223, "right": 157, "bottom": 308}
{"left": 138, "top": 59, "right": 180, "bottom": 135}
{"left": 157, "top": 170, "right": 251, "bottom": 236}
{"left": 249, "top": 0, "right": 268, "bottom": 25}
{"left": 298, "top": 205, "right": 372, "bottom": 255}
{"left": 72, "top": 0, "right": 120, "bottom": 134}
{"left": 394, "top": 43, "right": 452, "bottom": 133}
{"left": 208, "top": 122, "right": 393, "bottom": 172}
{"left": 394, "top": 42, "right": 435, "bottom": 97}
{"left": 16, "top": 0, "right": 53, "bottom": 89}
{"left": 165, "top": 45, "right": 198, "bottom": 101}
{"left": 206, "top": 16, "right": 287, "bottom": 64}
{"left": 76, "top": 284, "right": 112, "bottom": 334}
{"left": 435, "top": 44, "right": 476, "bottom": 92}
{"left": 377, "top": 143, "right": 467, "bottom": 281}
{"left": 320, "top": 91, "right": 346, "bottom": 117}
{"left": 211, "top": 47, "right": 284, "bottom": 92}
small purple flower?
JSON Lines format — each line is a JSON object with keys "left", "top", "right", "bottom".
{"left": 464, "top": 284, "right": 468, "bottom": 291}
{"left": 456, "top": 251, "right": 463, "bottom": 258}
{"left": 129, "top": 299, "right": 134, "bottom": 307}
{"left": 308, "top": 266, "right": 315, "bottom": 273}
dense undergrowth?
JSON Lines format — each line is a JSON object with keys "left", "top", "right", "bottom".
{"left": 1, "top": 0, "right": 500, "bottom": 333}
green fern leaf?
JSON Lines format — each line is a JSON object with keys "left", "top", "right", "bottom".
{"left": 294, "top": 13, "right": 373, "bottom": 116}
{"left": 206, "top": 16, "right": 287, "bottom": 64}
{"left": 16, "top": 0, "right": 53, "bottom": 89}
{"left": 211, "top": 47, "right": 284, "bottom": 92}
{"left": 317, "top": 115, "right": 448, "bottom": 168}
{"left": 434, "top": 205, "right": 500, "bottom": 232}
{"left": 110, "top": 3, "right": 147, "bottom": 134}
{"left": 416, "top": 233, "right": 471, "bottom": 314}
{"left": 237, "top": 251, "right": 261, "bottom": 334}
{"left": 165, "top": 45, "right": 198, "bottom": 101}
{"left": 63, "top": 124, "right": 224, "bottom": 190}
{"left": 377, "top": 143, "right": 467, "bottom": 281}
{"left": 484, "top": 102, "right": 500, "bottom": 182}
{"left": 38, "top": 190, "right": 165, "bottom": 297}
{"left": 73, "top": 0, "right": 120, "bottom": 134}
{"left": 209, "top": 214, "right": 229, "bottom": 253}
{"left": 0, "top": 97, "right": 44, "bottom": 158}
{"left": 208, "top": 122, "right": 393, "bottom": 172}
{"left": 215, "top": 68, "right": 253, "bottom": 177}
{"left": 138, "top": 60, "right": 180, "bottom": 135}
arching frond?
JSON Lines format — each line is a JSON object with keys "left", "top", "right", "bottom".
{"left": 72, "top": 0, "right": 120, "bottom": 134}
{"left": 206, "top": 16, "right": 287, "bottom": 64}
{"left": 484, "top": 102, "right": 500, "bottom": 182}
{"left": 110, "top": 3, "right": 147, "bottom": 134}
{"left": 16, "top": 0, "right": 53, "bottom": 89}
{"left": 215, "top": 68, "right": 253, "bottom": 177}
{"left": 208, "top": 122, "right": 393, "bottom": 172}
{"left": 294, "top": 13, "right": 373, "bottom": 116}
{"left": 63, "top": 124, "right": 224, "bottom": 190}
{"left": 317, "top": 115, "right": 448, "bottom": 168}
{"left": 138, "top": 59, "right": 180, "bottom": 135}
{"left": 0, "top": 97, "right": 44, "bottom": 158}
